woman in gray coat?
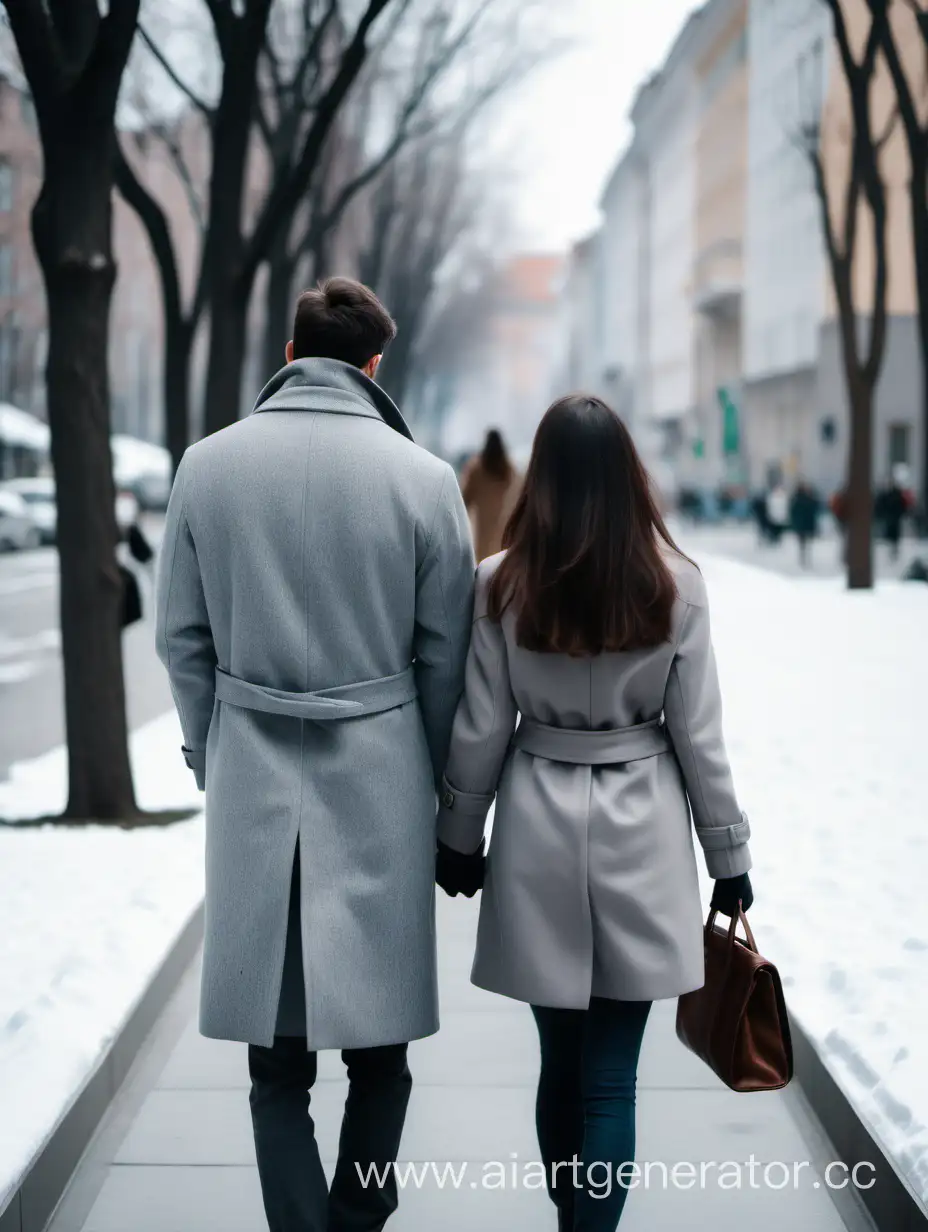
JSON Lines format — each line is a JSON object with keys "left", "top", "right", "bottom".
{"left": 436, "top": 394, "right": 753, "bottom": 1232}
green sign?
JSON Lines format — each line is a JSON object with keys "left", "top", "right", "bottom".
{"left": 718, "top": 387, "right": 740, "bottom": 456}
{"left": 692, "top": 437, "right": 705, "bottom": 459}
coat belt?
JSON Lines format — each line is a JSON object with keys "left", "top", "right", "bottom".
{"left": 214, "top": 665, "right": 417, "bottom": 722}
{"left": 512, "top": 717, "right": 669, "bottom": 765}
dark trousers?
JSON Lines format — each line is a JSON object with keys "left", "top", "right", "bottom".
{"left": 248, "top": 1036, "right": 412, "bottom": 1232}
{"left": 531, "top": 997, "right": 652, "bottom": 1232}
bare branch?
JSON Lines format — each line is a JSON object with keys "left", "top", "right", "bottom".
{"left": 47, "top": 0, "right": 100, "bottom": 78}
{"left": 293, "top": 0, "right": 338, "bottom": 97}
{"left": 203, "top": 0, "right": 233, "bottom": 55}
{"left": 151, "top": 123, "right": 207, "bottom": 232}
{"left": 873, "top": 1, "right": 927, "bottom": 157}
{"left": 138, "top": 23, "right": 214, "bottom": 121}
{"left": 115, "top": 142, "right": 186, "bottom": 330}
{"left": 2, "top": 0, "right": 66, "bottom": 99}
{"left": 85, "top": 0, "right": 142, "bottom": 113}
{"left": 241, "top": 0, "right": 392, "bottom": 287}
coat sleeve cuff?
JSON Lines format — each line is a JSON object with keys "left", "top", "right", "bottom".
{"left": 436, "top": 776, "right": 493, "bottom": 854}
{"left": 695, "top": 813, "right": 752, "bottom": 878}
{"left": 182, "top": 746, "right": 206, "bottom": 792}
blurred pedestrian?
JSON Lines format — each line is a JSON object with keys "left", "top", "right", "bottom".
{"left": 118, "top": 518, "right": 155, "bottom": 630}
{"left": 460, "top": 428, "right": 522, "bottom": 561}
{"left": 764, "top": 481, "right": 789, "bottom": 545}
{"left": 789, "top": 482, "right": 821, "bottom": 568}
{"left": 127, "top": 520, "right": 154, "bottom": 566}
{"left": 829, "top": 487, "right": 849, "bottom": 565}
{"left": 437, "top": 394, "right": 753, "bottom": 1232}
{"left": 750, "top": 492, "right": 771, "bottom": 545}
{"left": 875, "top": 475, "right": 909, "bottom": 561}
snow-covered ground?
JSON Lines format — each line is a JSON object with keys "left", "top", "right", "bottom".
{"left": 0, "top": 712, "right": 203, "bottom": 1212}
{"left": 0, "top": 552, "right": 925, "bottom": 1214}
{"left": 687, "top": 549, "right": 928, "bottom": 1208}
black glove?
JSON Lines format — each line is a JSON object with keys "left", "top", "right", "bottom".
{"left": 436, "top": 838, "right": 485, "bottom": 898}
{"left": 710, "top": 872, "right": 753, "bottom": 916}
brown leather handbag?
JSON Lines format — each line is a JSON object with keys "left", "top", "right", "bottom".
{"left": 676, "top": 906, "right": 793, "bottom": 1092}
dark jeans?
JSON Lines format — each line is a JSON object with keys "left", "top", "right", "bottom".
{"left": 248, "top": 1036, "right": 412, "bottom": 1232}
{"left": 531, "top": 997, "right": 652, "bottom": 1232}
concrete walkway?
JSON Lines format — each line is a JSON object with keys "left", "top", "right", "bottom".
{"left": 49, "top": 896, "right": 874, "bottom": 1232}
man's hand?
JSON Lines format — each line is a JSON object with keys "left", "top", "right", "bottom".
{"left": 436, "top": 838, "right": 485, "bottom": 898}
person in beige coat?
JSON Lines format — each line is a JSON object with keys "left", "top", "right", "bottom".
{"left": 460, "top": 428, "right": 522, "bottom": 561}
{"left": 435, "top": 394, "right": 753, "bottom": 1232}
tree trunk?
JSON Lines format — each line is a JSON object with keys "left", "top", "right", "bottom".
{"left": 909, "top": 172, "right": 928, "bottom": 533}
{"left": 261, "top": 234, "right": 293, "bottom": 386}
{"left": 204, "top": 289, "right": 250, "bottom": 435}
{"left": 32, "top": 124, "right": 138, "bottom": 820}
{"left": 165, "top": 318, "right": 193, "bottom": 475}
{"left": 917, "top": 302, "right": 928, "bottom": 536}
{"left": 845, "top": 370, "right": 874, "bottom": 590}
{"left": 378, "top": 318, "right": 416, "bottom": 407}
{"left": 200, "top": 9, "right": 270, "bottom": 437}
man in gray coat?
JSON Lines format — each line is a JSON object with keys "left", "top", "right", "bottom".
{"left": 155, "top": 278, "right": 475, "bottom": 1231}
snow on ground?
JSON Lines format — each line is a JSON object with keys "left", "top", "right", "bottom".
{"left": 687, "top": 547, "right": 928, "bottom": 1208}
{"left": 0, "top": 712, "right": 203, "bottom": 1212}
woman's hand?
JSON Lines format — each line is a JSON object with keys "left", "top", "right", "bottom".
{"left": 710, "top": 872, "right": 754, "bottom": 916}
{"left": 436, "top": 839, "right": 485, "bottom": 898}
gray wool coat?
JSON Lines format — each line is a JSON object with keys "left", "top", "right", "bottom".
{"left": 437, "top": 550, "right": 752, "bottom": 1008}
{"left": 155, "top": 358, "right": 475, "bottom": 1049}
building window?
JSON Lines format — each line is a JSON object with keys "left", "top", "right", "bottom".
{"left": 888, "top": 422, "right": 910, "bottom": 467}
{"left": 0, "top": 159, "right": 13, "bottom": 212}
{"left": 0, "top": 243, "right": 13, "bottom": 296}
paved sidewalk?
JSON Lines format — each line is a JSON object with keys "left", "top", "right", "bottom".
{"left": 50, "top": 896, "right": 873, "bottom": 1232}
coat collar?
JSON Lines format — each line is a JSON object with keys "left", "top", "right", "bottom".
{"left": 251, "top": 357, "right": 414, "bottom": 441}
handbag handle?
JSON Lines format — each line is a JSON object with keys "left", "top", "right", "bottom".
{"left": 706, "top": 902, "right": 757, "bottom": 954}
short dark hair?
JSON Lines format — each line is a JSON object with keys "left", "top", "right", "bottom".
{"left": 291, "top": 277, "right": 396, "bottom": 368}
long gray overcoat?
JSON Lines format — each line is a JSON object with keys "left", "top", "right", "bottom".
{"left": 437, "top": 550, "right": 752, "bottom": 1007}
{"left": 155, "top": 358, "right": 475, "bottom": 1049}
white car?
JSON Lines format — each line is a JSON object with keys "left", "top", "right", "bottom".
{"left": 2, "top": 477, "right": 140, "bottom": 543}
{"left": 0, "top": 489, "right": 42, "bottom": 551}
{"left": 2, "top": 476, "right": 57, "bottom": 543}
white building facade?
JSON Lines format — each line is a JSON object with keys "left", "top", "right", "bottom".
{"left": 741, "top": 0, "right": 831, "bottom": 488}
{"left": 572, "top": 0, "right": 924, "bottom": 502}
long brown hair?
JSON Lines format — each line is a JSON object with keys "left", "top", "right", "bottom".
{"left": 487, "top": 394, "right": 687, "bottom": 656}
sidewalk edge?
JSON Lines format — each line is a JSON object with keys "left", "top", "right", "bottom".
{"left": 0, "top": 901, "right": 205, "bottom": 1232}
{"left": 792, "top": 1013, "right": 928, "bottom": 1231}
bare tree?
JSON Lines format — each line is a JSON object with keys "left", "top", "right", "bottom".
{"left": 114, "top": 0, "right": 394, "bottom": 465}
{"left": 3, "top": 0, "right": 142, "bottom": 819}
{"left": 872, "top": 0, "right": 928, "bottom": 526}
{"left": 201, "top": 0, "right": 394, "bottom": 435}
{"left": 326, "top": 0, "right": 551, "bottom": 413}
{"left": 796, "top": 1, "right": 892, "bottom": 588}
{"left": 361, "top": 130, "right": 480, "bottom": 406}
{"left": 254, "top": 0, "right": 461, "bottom": 385}
{"left": 119, "top": 0, "right": 553, "bottom": 456}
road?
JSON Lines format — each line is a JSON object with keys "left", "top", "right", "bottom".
{"left": 0, "top": 542, "right": 173, "bottom": 780}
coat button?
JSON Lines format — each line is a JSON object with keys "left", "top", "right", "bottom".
{"left": 442, "top": 790, "right": 455, "bottom": 808}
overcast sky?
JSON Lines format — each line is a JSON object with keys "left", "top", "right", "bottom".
{"left": 499, "top": 0, "right": 699, "bottom": 252}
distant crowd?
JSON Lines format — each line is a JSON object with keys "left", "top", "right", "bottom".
{"left": 678, "top": 471, "right": 917, "bottom": 569}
